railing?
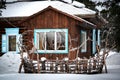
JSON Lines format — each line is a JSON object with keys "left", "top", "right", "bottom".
{"left": 23, "top": 56, "right": 104, "bottom": 74}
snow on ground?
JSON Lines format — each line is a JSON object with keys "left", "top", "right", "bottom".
{"left": 0, "top": 52, "right": 20, "bottom": 74}
{"left": 0, "top": 51, "right": 120, "bottom": 80}
{"left": 107, "top": 53, "right": 120, "bottom": 65}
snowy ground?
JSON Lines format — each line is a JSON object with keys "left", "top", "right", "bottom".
{"left": 0, "top": 51, "right": 120, "bottom": 80}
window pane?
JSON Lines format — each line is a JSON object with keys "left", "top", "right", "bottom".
{"left": 81, "top": 33, "right": 85, "bottom": 50}
{"left": 9, "top": 35, "right": 16, "bottom": 51}
{"left": 37, "top": 32, "right": 45, "bottom": 50}
{"left": 57, "top": 32, "right": 65, "bottom": 50}
{"left": 81, "top": 31, "right": 87, "bottom": 52}
{"left": 46, "top": 32, "right": 55, "bottom": 50}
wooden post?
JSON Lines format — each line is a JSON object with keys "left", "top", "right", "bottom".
{"left": 37, "top": 51, "right": 40, "bottom": 73}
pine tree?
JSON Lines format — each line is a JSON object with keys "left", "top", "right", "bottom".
{"left": 77, "top": 0, "right": 120, "bottom": 51}
{"left": 98, "top": 0, "right": 120, "bottom": 51}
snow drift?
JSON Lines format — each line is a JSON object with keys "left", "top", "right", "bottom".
{"left": 0, "top": 51, "right": 120, "bottom": 74}
{"left": 0, "top": 52, "right": 20, "bottom": 74}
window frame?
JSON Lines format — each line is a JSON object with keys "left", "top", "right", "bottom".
{"left": 2, "top": 28, "right": 20, "bottom": 53}
{"left": 81, "top": 30, "right": 87, "bottom": 53}
{"left": 34, "top": 29, "right": 68, "bottom": 54}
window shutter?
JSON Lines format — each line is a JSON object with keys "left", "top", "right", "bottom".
{"left": 2, "top": 35, "right": 7, "bottom": 53}
{"left": 92, "top": 29, "right": 96, "bottom": 54}
{"left": 97, "top": 30, "right": 100, "bottom": 46}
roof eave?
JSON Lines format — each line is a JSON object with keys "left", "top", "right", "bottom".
{"left": 75, "top": 14, "right": 96, "bottom": 18}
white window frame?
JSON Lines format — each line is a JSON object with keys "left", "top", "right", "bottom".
{"left": 34, "top": 29, "right": 68, "bottom": 54}
{"left": 81, "top": 30, "right": 87, "bottom": 52}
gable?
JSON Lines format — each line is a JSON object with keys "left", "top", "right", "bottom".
{"left": 19, "top": 6, "right": 96, "bottom": 29}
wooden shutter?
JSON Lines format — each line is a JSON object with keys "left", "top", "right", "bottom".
{"left": 2, "top": 35, "right": 7, "bottom": 53}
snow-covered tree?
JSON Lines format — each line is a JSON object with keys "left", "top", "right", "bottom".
{"left": 98, "top": 0, "right": 120, "bottom": 51}
{"left": 0, "top": 0, "right": 6, "bottom": 15}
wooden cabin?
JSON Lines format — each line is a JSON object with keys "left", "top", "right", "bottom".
{"left": 0, "top": 1, "right": 106, "bottom": 60}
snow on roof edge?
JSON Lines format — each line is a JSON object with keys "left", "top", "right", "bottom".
{"left": 0, "top": 1, "right": 96, "bottom": 18}
{"left": 72, "top": 1, "right": 85, "bottom": 8}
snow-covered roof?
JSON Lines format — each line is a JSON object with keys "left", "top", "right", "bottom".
{"left": 72, "top": 1, "right": 85, "bottom": 8}
{"left": 0, "top": 1, "right": 96, "bottom": 18}
{"left": 6, "top": 0, "right": 18, "bottom": 2}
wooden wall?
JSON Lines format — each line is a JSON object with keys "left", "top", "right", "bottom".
{"left": 0, "top": 8, "right": 92, "bottom": 59}
{"left": 19, "top": 8, "right": 92, "bottom": 60}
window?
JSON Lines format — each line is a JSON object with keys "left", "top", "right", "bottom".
{"left": 8, "top": 35, "right": 16, "bottom": 51}
{"left": 81, "top": 30, "right": 87, "bottom": 52}
{"left": 2, "top": 28, "right": 20, "bottom": 53}
{"left": 34, "top": 29, "right": 68, "bottom": 53}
